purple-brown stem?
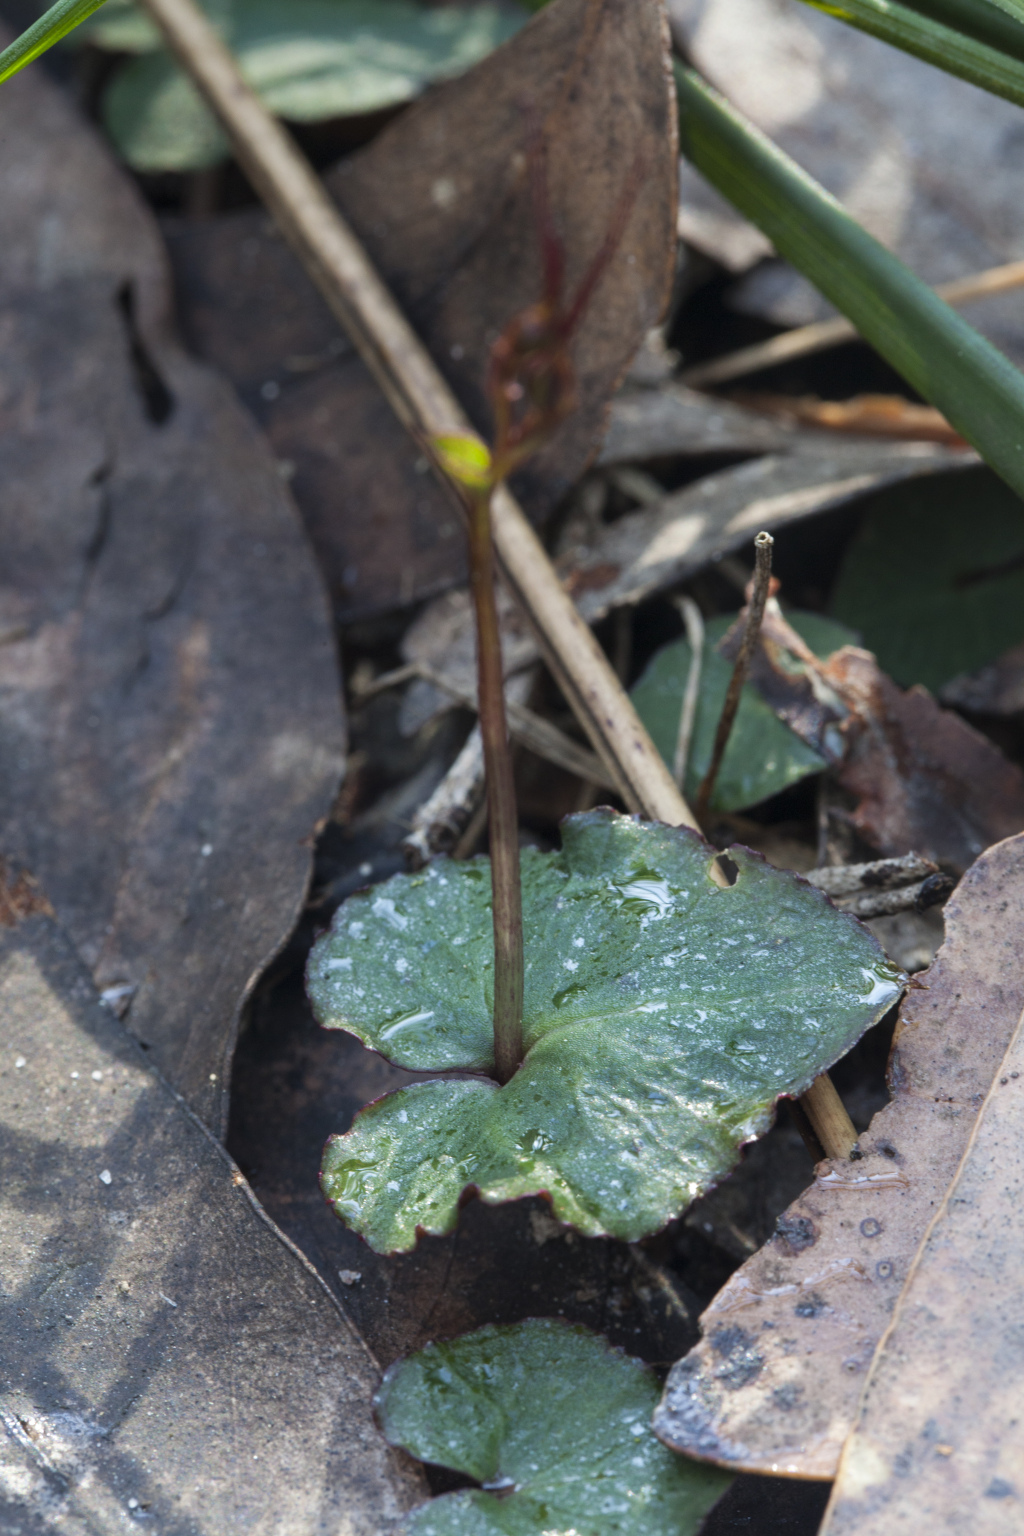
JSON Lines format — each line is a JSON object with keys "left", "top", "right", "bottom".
{"left": 467, "top": 485, "right": 524, "bottom": 1085}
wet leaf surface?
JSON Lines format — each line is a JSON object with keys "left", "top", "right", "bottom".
{"left": 308, "top": 810, "right": 902, "bottom": 1252}
{"left": 830, "top": 465, "right": 1024, "bottom": 693}
{"left": 653, "top": 832, "right": 1024, "bottom": 1478}
{"left": 821, "top": 860, "right": 1024, "bottom": 1530}
{"left": 228, "top": 966, "right": 707, "bottom": 1368}
{"left": 165, "top": 0, "right": 677, "bottom": 619}
{"left": 0, "top": 45, "right": 344, "bottom": 1131}
{"left": 0, "top": 906, "right": 422, "bottom": 1534}
{"left": 104, "top": 0, "right": 526, "bottom": 171}
{"left": 630, "top": 610, "right": 855, "bottom": 812}
{"left": 376, "top": 1319, "right": 733, "bottom": 1536}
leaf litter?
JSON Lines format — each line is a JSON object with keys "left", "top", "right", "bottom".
{"left": 654, "top": 831, "right": 1024, "bottom": 1479}
{"left": 163, "top": 0, "right": 677, "bottom": 622}
{"left": 11, "top": 0, "right": 1024, "bottom": 1530}
{"left": 0, "top": 903, "right": 422, "bottom": 1533}
{"left": 0, "top": 27, "right": 343, "bottom": 1134}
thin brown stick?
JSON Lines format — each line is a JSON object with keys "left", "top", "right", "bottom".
{"left": 682, "top": 258, "right": 1024, "bottom": 390}
{"left": 467, "top": 490, "right": 523, "bottom": 1085}
{"left": 415, "top": 665, "right": 617, "bottom": 791}
{"left": 137, "top": 0, "right": 856, "bottom": 1159}
{"left": 695, "top": 532, "right": 773, "bottom": 822}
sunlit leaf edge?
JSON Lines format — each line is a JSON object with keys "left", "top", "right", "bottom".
{"left": 800, "top": 0, "right": 1024, "bottom": 110}
{"left": 0, "top": 0, "right": 110, "bottom": 85}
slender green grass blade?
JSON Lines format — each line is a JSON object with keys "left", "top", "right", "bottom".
{"left": 0, "top": 0, "right": 110, "bottom": 84}
{"left": 676, "top": 62, "right": 1024, "bottom": 501}
{"left": 899, "top": 0, "right": 1024, "bottom": 62}
{"left": 798, "top": 0, "right": 1024, "bottom": 109}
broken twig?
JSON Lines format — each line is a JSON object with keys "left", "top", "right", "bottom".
{"left": 672, "top": 596, "right": 704, "bottom": 791}
{"left": 682, "top": 257, "right": 1024, "bottom": 389}
{"left": 695, "top": 531, "right": 773, "bottom": 821}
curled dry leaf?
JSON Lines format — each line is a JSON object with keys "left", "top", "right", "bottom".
{"left": 165, "top": 0, "right": 678, "bottom": 620}
{"left": 826, "top": 649, "right": 1024, "bottom": 873}
{"left": 821, "top": 917, "right": 1024, "bottom": 1531}
{"left": 721, "top": 602, "right": 1024, "bottom": 874}
{"left": 0, "top": 907, "right": 422, "bottom": 1533}
{"left": 0, "top": 42, "right": 343, "bottom": 1130}
{"left": 732, "top": 393, "right": 966, "bottom": 447}
{"left": 308, "top": 810, "right": 901, "bottom": 1253}
{"left": 653, "top": 832, "right": 1024, "bottom": 1479}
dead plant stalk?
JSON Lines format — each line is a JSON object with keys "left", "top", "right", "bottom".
{"left": 695, "top": 531, "right": 774, "bottom": 822}
{"left": 136, "top": 0, "right": 858, "bottom": 1159}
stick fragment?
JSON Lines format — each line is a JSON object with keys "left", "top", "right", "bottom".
{"left": 672, "top": 596, "right": 704, "bottom": 791}
{"left": 695, "top": 532, "right": 773, "bottom": 821}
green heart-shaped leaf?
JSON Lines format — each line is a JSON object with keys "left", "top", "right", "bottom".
{"left": 830, "top": 466, "right": 1024, "bottom": 693}
{"left": 102, "top": 0, "right": 527, "bottom": 172}
{"left": 310, "top": 812, "right": 902, "bottom": 1252}
{"left": 376, "top": 1319, "right": 733, "bottom": 1536}
{"left": 630, "top": 609, "right": 856, "bottom": 813}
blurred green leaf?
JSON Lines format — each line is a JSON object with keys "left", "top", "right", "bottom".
{"left": 0, "top": 0, "right": 109, "bottom": 84}
{"left": 798, "top": 0, "right": 1024, "bottom": 110}
{"left": 831, "top": 465, "right": 1024, "bottom": 692}
{"left": 310, "top": 810, "right": 902, "bottom": 1252}
{"left": 900, "top": 0, "right": 1024, "bottom": 60}
{"left": 676, "top": 64, "right": 1024, "bottom": 505}
{"left": 376, "top": 1319, "right": 734, "bottom": 1536}
{"left": 102, "top": 0, "right": 527, "bottom": 172}
{"left": 630, "top": 610, "right": 856, "bottom": 813}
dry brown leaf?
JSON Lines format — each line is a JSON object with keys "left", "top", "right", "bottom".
{"left": 732, "top": 393, "right": 967, "bottom": 447}
{"left": 826, "top": 649, "right": 1024, "bottom": 872}
{"left": 940, "top": 638, "right": 1024, "bottom": 715}
{"left": 166, "top": 0, "right": 678, "bottom": 620}
{"left": 716, "top": 603, "right": 1024, "bottom": 874}
{"left": 821, "top": 908, "right": 1024, "bottom": 1528}
{"left": 0, "top": 906, "right": 422, "bottom": 1532}
{"left": 652, "top": 833, "right": 1024, "bottom": 1478}
{"left": 0, "top": 46, "right": 343, "bottom": 1131}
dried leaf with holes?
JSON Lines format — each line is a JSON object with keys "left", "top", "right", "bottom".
{"left": 0, "top": 40, "right": 344, "bottom": 1132}
{"left": 653, "top": 832, "right": 1024, "bottom": 1479}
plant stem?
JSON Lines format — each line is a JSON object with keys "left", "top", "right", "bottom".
{"left": 695, "top": 531, "right": 774, "bottom": 822}
{"left": 467, "top": 487, "right": 524, "bottom": 1085}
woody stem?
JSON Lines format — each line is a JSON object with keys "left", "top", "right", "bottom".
{"left": 468, "top": 485, "right": 524, "bottom": 1085}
